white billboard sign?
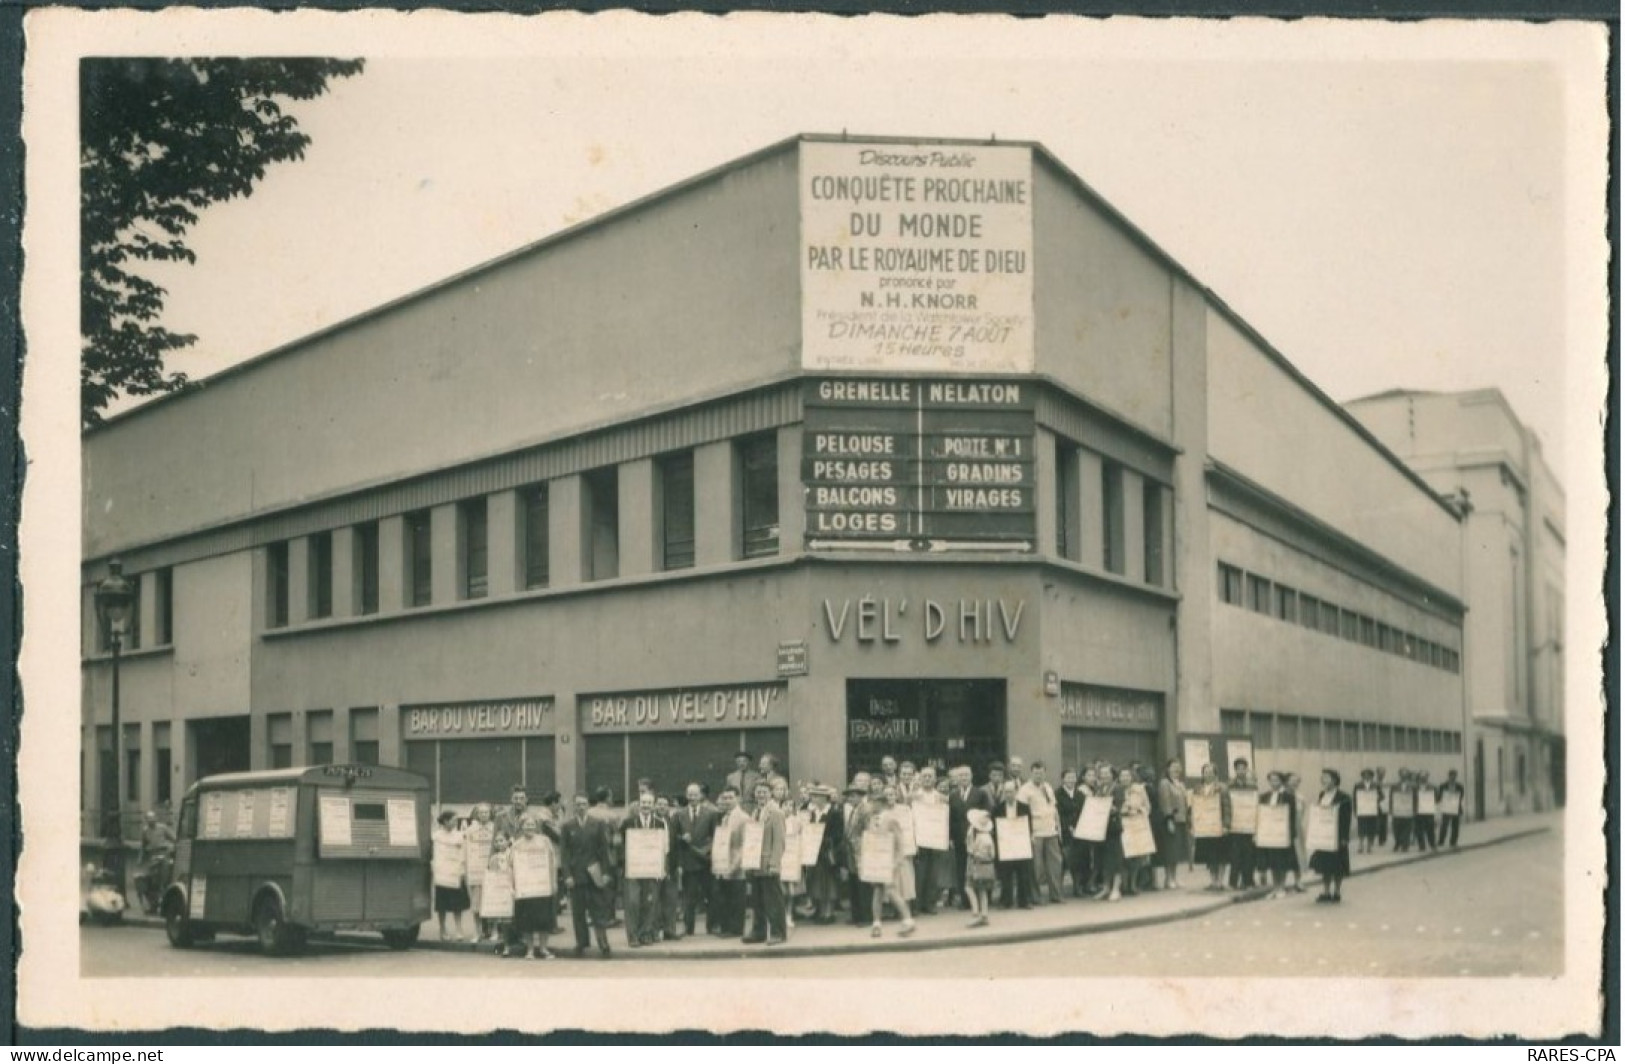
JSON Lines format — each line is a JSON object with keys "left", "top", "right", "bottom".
{"left": 800, "top": 141, "right": 1034, "bottom": 374}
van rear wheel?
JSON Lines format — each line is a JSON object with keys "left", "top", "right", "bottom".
{"left": 254, "top": 896, "right": 303, "bottom": 956}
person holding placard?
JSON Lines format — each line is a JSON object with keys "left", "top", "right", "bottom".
{"left": 991, "top": 779, "right": 1034, "bottom": 910}
{"left": 620, "top": 791, "right": 668, "bottom": 948}
{"left": 1113, "top": 770, "right": 1155, "bottom": 901}
{"left": 673, "top": 782, "right": 718, "bottom": 937}
{"left": 479, "top": 834, "right": 516, "bottom": 955}
{"left": 1374, "top": 767, "right": 1391, "bottom": 845}
{"left": 432, "top": 810, "right": 472, "bottom": 943}
{"left": 510, "top": 815, "right": 558, "bottom": 960}
{"left": 772, "top": 779, "right": 803, "bottom": 932}
{"left": 1389, "top": 770, "right": 1417, "bottom": 852}
{"left": 1352, "top": 769, "right": 1383, "bottom": 854}
{"left": 1157, "top": 759, "right": 1190, "bottom": 891}
{"left": 861, "top": 784, "right": 916, "bottom": 939}
{"left": 1308, "top": 769, "right": 1353, "bottom": 903}
{"left": 1054, "top": 769, "right": 1087, "bottom": 898}
{"left": 1190, "top": 764, "right": 1230, "bottom": 891}
{"left": 1225, "top": 759, "right": 1259, "bottom": 891}
{"left": 840, "top": 777, "right": 874, "bottom": 926}
{"left": 461, "top": 804, "right": 496, "bottom": 942}
{"left": 890, "top": 774, "right": 918, "bottom": 911}
{"left": 560, "top": 793, "right": 614, "bottom": 957}
{"left": 1018, "top": 762, "right": 1065, "bottom": 905}
{"left": 911, "top": 768, "right": 954, "bottom": 914}
{"left": 1414, "top": 770, "right": 1438, "bottom": 852}
{"left": 1255, "top": 772, "right": 1298, "bottom": 899}
{"left": 801, "top": 784, "right": 842, "bottom": 924}
{"left": 1437, "top": 769, "right": 1466, "bottom": 848}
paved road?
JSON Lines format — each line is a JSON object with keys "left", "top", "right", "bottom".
{"left": 81, "top": 826, "right": 1561, "bottom": 979}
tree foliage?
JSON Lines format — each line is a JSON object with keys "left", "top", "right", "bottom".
{"left": 80, "top": 58, "right": 364, "bottom": 428}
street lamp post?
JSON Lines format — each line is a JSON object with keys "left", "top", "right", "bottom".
{"left": 94, "top": 558, "right": 135, "bottom": 895}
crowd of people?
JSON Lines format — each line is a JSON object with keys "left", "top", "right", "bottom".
{"left": 427, "top": 749, "right": 1470, "bottom": 959}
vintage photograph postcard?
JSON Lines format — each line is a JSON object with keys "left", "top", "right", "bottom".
{"left": 17, "top": 8, "right": 1611, "bottom": 1039}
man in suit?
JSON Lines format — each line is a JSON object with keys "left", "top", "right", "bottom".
{"left": 725, "top": 752, "right": 760, "bottom": 806}
{"left": 653, "top": 794, "right": 684, "bottom": 941}
{"left": 978, "top": 762, "right": 1006, "bottom": 812}
{"left": 1413, "top": 770, "right": 1438, "bottom": 852}
{"left": 1055, "top": 767, "right": 1088, "bottom": 898}
{"left": 802, "top": 784, "right": 844, "bottom": 923}
{"left": 673, "top": 781, "right": 718, "bottom": 936}
{"left": 991, "top": 779, "right": 1034, "bottom": 909}
{"left": 741, "top": 781, "right": 787, "bottom": 945}
{"left": 709, "top": 787, "right": 749, "bottom": 937}
{"left": 560, "top": 793, "right": 613, "bottom": 957}
{"left": 620, "top": 791, "right": 667, "bottom": 947}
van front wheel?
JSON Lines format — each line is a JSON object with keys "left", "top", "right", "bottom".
{"left": 254, "top": 896, "right": 303, "bottom": 956}
{"left": 164, "top": 900, "right": 195, "bottom": 948}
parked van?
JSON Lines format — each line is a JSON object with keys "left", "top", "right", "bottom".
{"left": 160, "top": 764, "right": 432, "bottom": 954}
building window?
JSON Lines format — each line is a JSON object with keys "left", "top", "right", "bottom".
{"left": 154, "top": 567, "right": 173, "bottom": 645}
{"left": 1252, "top": 713, "right": 1275, "bottom": 749}
{"left": 1324, "top": 719, "right": 1343, "bottom": 751}
{"left": 307, "top": 710, "right": 334, "bottom": 766}
{"left": 1055, "top": 444, "right": 1076, "bottom": 561}
{"left": 1278, "top": 715, "right": 1299, "bottom": 750}
{"left": 1360, "top": 615, "right": 1377, "bottom": 647}
{"left": 1218, "top": 563, "right": 1244, "bottom": 606}
{"left": 268, "top": 541, "right": 290, "bottom": 629}
{"left": 583, "top": 467, "right": 620, "bottom": 581}
{"left": 1274, "top": 584, "right": 1298, "bottom": 624}
{"left": 1220, "top": 709, "right": 1247, "bottom": 737}
{"left": 659, "top": 451, "right": 696, "bottom": 571}
{"left": 268, "top": 713, "right": 293, "bottom": 770}
{"left": 351, "top": 707, "right": 380, "bottom": 766}
{"left": 356, "top": 521, "right": 380, "bottom": 616}
{"left": 1301, "top": 717, "right": 1322, "bottom": 750}
{"left": 1247, "top": 574, "right": 1271, "bottom": 615}
{"left": 1377, "top": 623, "right": 1392, "bottom": 652}
{"left": 522, "top": 484, "right": 550, "bottom": 589}
{"left": 1361, "top": 722, "right": 1377, "bottom": 752}
{"left": 460, "top": 498, "right": 488, "bottom": 600}
{"left": 1299, "top": 594, "right": 1320, "bottom": 631}
{"left": 739, "top": 434, "right": 779, "bottom": 559}
{"left": 154, "top": 723, "right": 171, "bottom": 805}
{"left": 309, "top": 532, "right": 333, "bottom": 620}
{"left": 1101, "top": 462, "right": 1125, "bottom": 575}
{"left": 1340, "top": 609, "right": 1359, "bottom": 642}
{"left": 1378, "top": 724, "right": 1393, "bottom": 752}
{"left": 406, "top": 510, "right": 432, "bottom": 607}
{"left": 124, "top": 726, "right": 141, "bottom": 802}
{"left": 1142, "top": 480, "right": 1164, "bottom": 585}
{"left": 1320, "top": 601, "right": 1340, "bottom": 636}
{"left": 1343, "top": 721, "right": 1360, "bottom": 751}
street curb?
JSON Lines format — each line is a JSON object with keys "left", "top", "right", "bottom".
{"left": 112, "top": 822, "right": 1553, "bottom": 960}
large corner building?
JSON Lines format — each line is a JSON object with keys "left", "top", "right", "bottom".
{"left": 82, "top": 135, "right": 1478, "bottom": 836}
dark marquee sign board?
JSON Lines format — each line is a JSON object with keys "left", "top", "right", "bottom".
{"left": 802, "top": 377, "right": 1037, "bottom": 552}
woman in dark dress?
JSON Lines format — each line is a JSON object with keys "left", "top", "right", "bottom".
{"left": 1256, "top": 771, "right": 1297, "bottom": 899}
{"left": 1191, "top": 764, "right": 1229, "bottom": 891}
{"left": 1309, "top": 769, "right": 1353, "bottom": 904}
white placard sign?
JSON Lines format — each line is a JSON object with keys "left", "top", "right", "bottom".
{"left": 994, "top": 816, "right": 1033, "bottom": 862}
{"left": 1120, "top": 815, "right": 1157, "bottom": 859}
{"left": 201, "top": 793, "right": 224, "bottom": 840}
{"left": 800, "top": 820, "right": 828, "bottom": 867}
{"left": 800, "top": 140, "right": 1034, "bottom": 374}
{"left": 1191, "top": 792, "right": 1225, "bottom": 839}
{"left": 1228, "top": 790, "right": 1259, "bottom": 835}
{"left": 1391, "top": 790, "right": 1416, "bottom": 818}
{"left": 234, "top": 791, "right": 256, "bottom": 838}
{"left": 780, "top": 829, "right": 803, "bottom": 882}
{"left": 1355, "top": 789, "right": 1380, "bottom": 818}
{"left": 432, "top": 837, "right": 465, "bottom": 888}
{"left": 1182, "top": 738, "right": 1213, "bottom": 781}
{"left": 1439, "top": 791, "right": 1462, "bottom": 816}
{"left": 480, "top": 860, "right": 514, "bottom": 919}
{"left": 1256, "top": 804, "right": 1292, "bottom": 849}
{"left": 1308, "top": 805, "right": 1341, "bottom": 854}
{"left": 1073, "top": 796, "right": 1112, "bottom": 842}
{"left": 464, "top": 825, "right": 493, "bottom": 885}
{"left": 512, "top": 841, "right": 554, "bottom": 899}
{"left": 711, "top": 822, "right": 734, "bottom": 876}
{"left": 859, "top": 829, "right": 896, "bottom": 884}
{"left": 1418, "top": 790, "right": 1438, "bottom": 815}
{"left": 625, "top": 828, "right": 668, "bottom": 881}
{"left": 318, "top": 795, "right": 352, "bottom": 847}
{"left": 386, "top": 799, "right": 417, "bottom": 847}
{"left": 912, "top": 802, "right": 950, "bottom": 851}
{"left": 267, "top": 788, "right": 292, "bottom": 838}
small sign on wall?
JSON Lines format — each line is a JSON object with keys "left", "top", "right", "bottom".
{"left": 777, "top": 640, "right": 809, "bottom": 677}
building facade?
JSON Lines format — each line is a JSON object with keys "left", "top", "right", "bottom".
{"left": 1346, "top": 388, "right": 1566, "bottom": 818}
{"left": 82, "top": 135, "right": 1469, "bottom": 831}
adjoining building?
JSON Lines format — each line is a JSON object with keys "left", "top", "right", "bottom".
{"left": 81, "top": 134, "right": 1469, "bottom": 830}
{"left": 1346, "top": 388, "right": 1565, "bottom": 818}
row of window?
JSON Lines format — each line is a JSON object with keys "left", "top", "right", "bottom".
{"left": 1217, "top": 562, "right": 1461, "bottom": 673}
{"left": 268, "top": 433, "right": 780, "bottom": 628}
{"left": 1054, "top": 444, "right": 1168, "bottom": 587}
{"left": 96, "top": 723, "right": 173, "bottom": 805}
{"left": 266, "top": 707, "right": 381, "bottom": 768}
{"left": 92, "top": 567, "right": 174, "bottom": 652}
{"left": 1220, "top": 708, "right": 1464, "bottom": 756}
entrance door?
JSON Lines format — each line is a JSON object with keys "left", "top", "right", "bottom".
{"left": 846, "top": 679, "right": 1005, "bottom": 779}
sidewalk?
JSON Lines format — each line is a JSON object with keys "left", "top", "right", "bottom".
{"left": 118, "top": 812, "right": 1553, "bottom": 959}
{"left": 412, "top": 811, "right": 1558, "bottom": 960}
